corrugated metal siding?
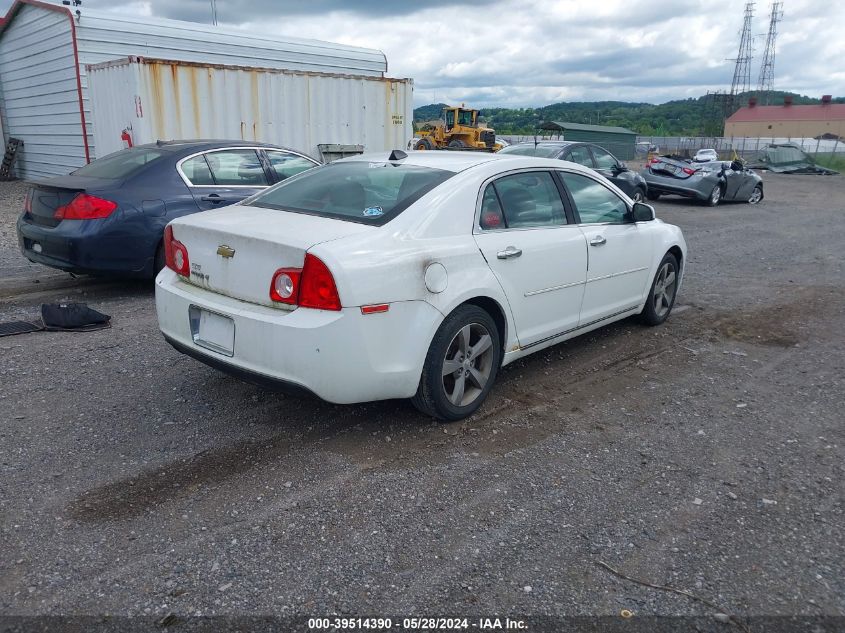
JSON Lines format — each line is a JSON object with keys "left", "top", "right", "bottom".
{"left": 0, "top": 1, "right": 390, "bottom": 177}
{"left": 0, "top": 4, "right": 83, "bottom": 179}
{"left": 564, "top": 130, "right": 637, "bottom": 160}
{"left": 88, "top": 58, "right": 413, "bottom": 159}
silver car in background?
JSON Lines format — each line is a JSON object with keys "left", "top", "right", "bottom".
{"left": 642, "top": 156, "right": 764, "bottom": 206}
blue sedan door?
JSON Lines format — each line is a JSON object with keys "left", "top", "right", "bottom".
{"left": 180, "top": 148, "right": 271, "bottom": 211}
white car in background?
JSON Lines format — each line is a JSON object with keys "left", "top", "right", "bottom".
{"left": 693, "top": 148, "right": 719, "bottom": 162}
{"left": 155, "top": 151, "right": 687, "bottom": 420}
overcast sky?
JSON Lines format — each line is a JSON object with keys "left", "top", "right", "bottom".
{"left": 3, "top": 0, "right": 842, "bottom": 107}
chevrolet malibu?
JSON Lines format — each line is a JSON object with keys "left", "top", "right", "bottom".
{"left": 156, "top": 151, "right": 687, "bottom": 420}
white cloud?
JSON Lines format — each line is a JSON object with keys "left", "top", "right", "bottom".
{"left": 2, "top": 0, "right": 842, "bottom": 107}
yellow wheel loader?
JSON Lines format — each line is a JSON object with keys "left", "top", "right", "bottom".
{"left": 414, "top": 105, "right": 501, "bottom": 151}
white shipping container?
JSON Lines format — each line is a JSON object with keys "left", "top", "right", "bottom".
{"left": 87, "top": 57, "right": 413, "bottom": 160}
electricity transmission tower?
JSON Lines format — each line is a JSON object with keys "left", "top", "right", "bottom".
{"left": 757, "top": 2, "right": 784, "bottom": 104}
{"left": 727, "top": 2, "right": 755, "bottom": 115}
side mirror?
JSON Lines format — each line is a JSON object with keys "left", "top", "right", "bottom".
{"left": 615, "top": 162, "right": 627, "bottom": 172}
{"left": 631, "top": 201, "right": 655, "bottom": 222}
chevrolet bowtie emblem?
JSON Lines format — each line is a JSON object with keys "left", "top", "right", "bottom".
{"left": 217, "top": 245, "right": 236, "bottom": 258}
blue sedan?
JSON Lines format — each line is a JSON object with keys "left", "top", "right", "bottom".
{"left": 17, "top": 140, "right": 319, "bottom": 278}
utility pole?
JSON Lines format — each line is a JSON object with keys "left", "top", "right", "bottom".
{"left": 757, "top": 2, "right": 784, "bottom": 104}
{"left": 210, "top": 0, "right": 218, "bottom": 25}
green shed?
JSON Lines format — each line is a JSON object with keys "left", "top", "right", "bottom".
{"left": 538, "top": 121, "right": 638, "bottom": 160}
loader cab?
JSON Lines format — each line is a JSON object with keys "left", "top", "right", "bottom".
{"left": 443, "top": 107, "right": 478, "bottom": 131}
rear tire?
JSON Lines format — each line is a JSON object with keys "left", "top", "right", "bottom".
{"left": 412, "top": 305, "right": 501, "bottom": 421}
{"left": 153, "top": 242, "right": 165, "bottom": 277}
{"left": 640, "top": 253, "right": 679, "bottom": 326}
{"left": 646, "top": 190, "right": 661, "bottom": 201}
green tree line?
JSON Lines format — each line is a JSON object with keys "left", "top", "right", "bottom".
{"left": 414, "top": 92, "right": 844, "bottom": 136}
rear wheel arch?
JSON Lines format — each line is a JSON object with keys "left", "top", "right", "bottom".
{"left": 463, "top": 296, "right": 508, "bottom": 360}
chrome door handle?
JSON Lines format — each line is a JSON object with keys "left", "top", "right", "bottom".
{"left": 589, "top": 236, "right": 607, "bottom": 246}
{"left": 497, "top": 246, "right": 522, "bottom": 259}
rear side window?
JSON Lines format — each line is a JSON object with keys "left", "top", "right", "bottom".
{"left": 481, "top": 172, "right": 567, "bottom": 229}
{"left": 246, "top": 161, "right": 453, "bottom": 225}
{"left": 181, "top": 155, "right": 215, "bottom": 185}
{"left": 205, "top": 150, "right": 269, "bottom": 186}
{"left": 72, "top": 148, "right": 166, "bottom": 179}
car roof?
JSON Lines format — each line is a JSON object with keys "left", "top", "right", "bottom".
{"left": 337, "top": 149, "right": 605, "bottom": 177}
{"left": 133, "top": 139, "right": 287, "bottom": 153}
{"left": 341, "top": 150, "right": 504, "bottom": 172}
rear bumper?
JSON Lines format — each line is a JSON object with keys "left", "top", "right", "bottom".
{"left": 155, "top": 269, "right": 443, "bottom": 404}
{"left": 17, "top": 214, "right": 156, "bottom": 277}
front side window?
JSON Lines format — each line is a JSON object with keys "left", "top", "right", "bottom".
{"left": 591, "top": 146, "right": 618, "bottom": 170}
{"left": 561, "top": 172, "right": 629, "bottom": 224}
{"left": 265, "top": 151, "right": 317, "bottom": 181}
{"left": 204, "top": 149, "right": 269, "bottom": 186}
{"left": 458, "top": 110, "right": 474, "bottom": 126}
{"left": 246, "top": 161, "right": 453, "bottom": 225}
{"left": 483, "top": 171, "right": 567, "bottom": 229}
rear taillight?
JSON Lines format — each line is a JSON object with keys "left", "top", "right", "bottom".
{"left": 649, "top": 157, "right": 661, "bottom": 164}
{"left": 269, "top": 253, "right": 341, "bottom": 311}
{"left": 24, "top": 190, "right": 33, "bottom": 214}
{"left": 164, "top": 225, "right": 190, "bottom": 277}
{"left": 682, "top": 167, "right": 696, "bottom": 175}
{"left": 54, "top": 193, "right": 117, "bottom": 220}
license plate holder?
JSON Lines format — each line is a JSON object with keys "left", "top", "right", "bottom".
{"left": 189, "top": 305, "right": 235, "bottom": 356}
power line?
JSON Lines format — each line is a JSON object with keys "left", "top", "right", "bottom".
{"left": 757, "top": 1, "right": 784, "bottom": 104}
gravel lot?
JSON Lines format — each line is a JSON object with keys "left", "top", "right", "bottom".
{"left": 1, "top": 173, "right": 843, "bottom": 629}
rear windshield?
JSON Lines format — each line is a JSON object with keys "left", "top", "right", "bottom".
{"left": 498, "top": 144, "right": 562, "bottom": 158}
{"left": 72, "top": 148, "right": 167, "bottom": 179}
{"left": 245, "top": 161, "right": 453, "bottom": 225}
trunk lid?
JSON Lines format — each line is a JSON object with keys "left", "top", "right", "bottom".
{"left": 649, "top": 157, "right": 700, "bottom": 180}
{"left": 170, "top": 204, "right": 374, "bottom": 307}
{"left": 25, "top": 177, "right": 118, "bottom": 228}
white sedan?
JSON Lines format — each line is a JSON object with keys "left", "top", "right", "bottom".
{"left": 693, "top": 148, "right": 719, "bottom": 162}
{"left": 155, "top": 151, "right": 686, "bottom": 420}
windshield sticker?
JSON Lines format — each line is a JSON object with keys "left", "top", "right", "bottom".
{"left": 363, "top": 206, "right": 384, "bottom": 217}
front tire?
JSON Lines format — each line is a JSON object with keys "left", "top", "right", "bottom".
{"left": 412, "top": 305, "right": 501, "bottom": 421}
{"left": 748, "top": 185, "right": 763, "bottom": 204}
{"left": 414, "top": 137, "right": 436, "bottom": 150}
{"left": 646, "top": 190, "right": 661, "bottom": 201}
{"left": 640, "top": 253, "right": 679, "bottom": 326}
{"left": 705, "top": 184, "right": 722, "bottom": 206}
{"left": 448, "top": 139, "right": 468, "bottom": 149}
{"left": 631, "top": 187, "right": 645, "bottom": 203}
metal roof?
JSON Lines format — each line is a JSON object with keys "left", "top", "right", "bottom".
{"left": 727, "top": 104, "right": 845, "bottom": 123}
{"left": 539, "top": 121, "right": 637, "bottom": 135}
{"left": 0, "top": 0, "right": 387, "bottom": 76}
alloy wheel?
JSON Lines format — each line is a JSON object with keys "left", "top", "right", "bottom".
{"left": 652, "top": 262, "right": 677, "bottom": 318}
{"left": 748, "top": 187, "right": 762, "bottom": 204}
{"left": 441, "top": 323, "right": 494, "bottom": 407}
{"left": 710, "top": 186, "right": 721, "bottom": 205}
